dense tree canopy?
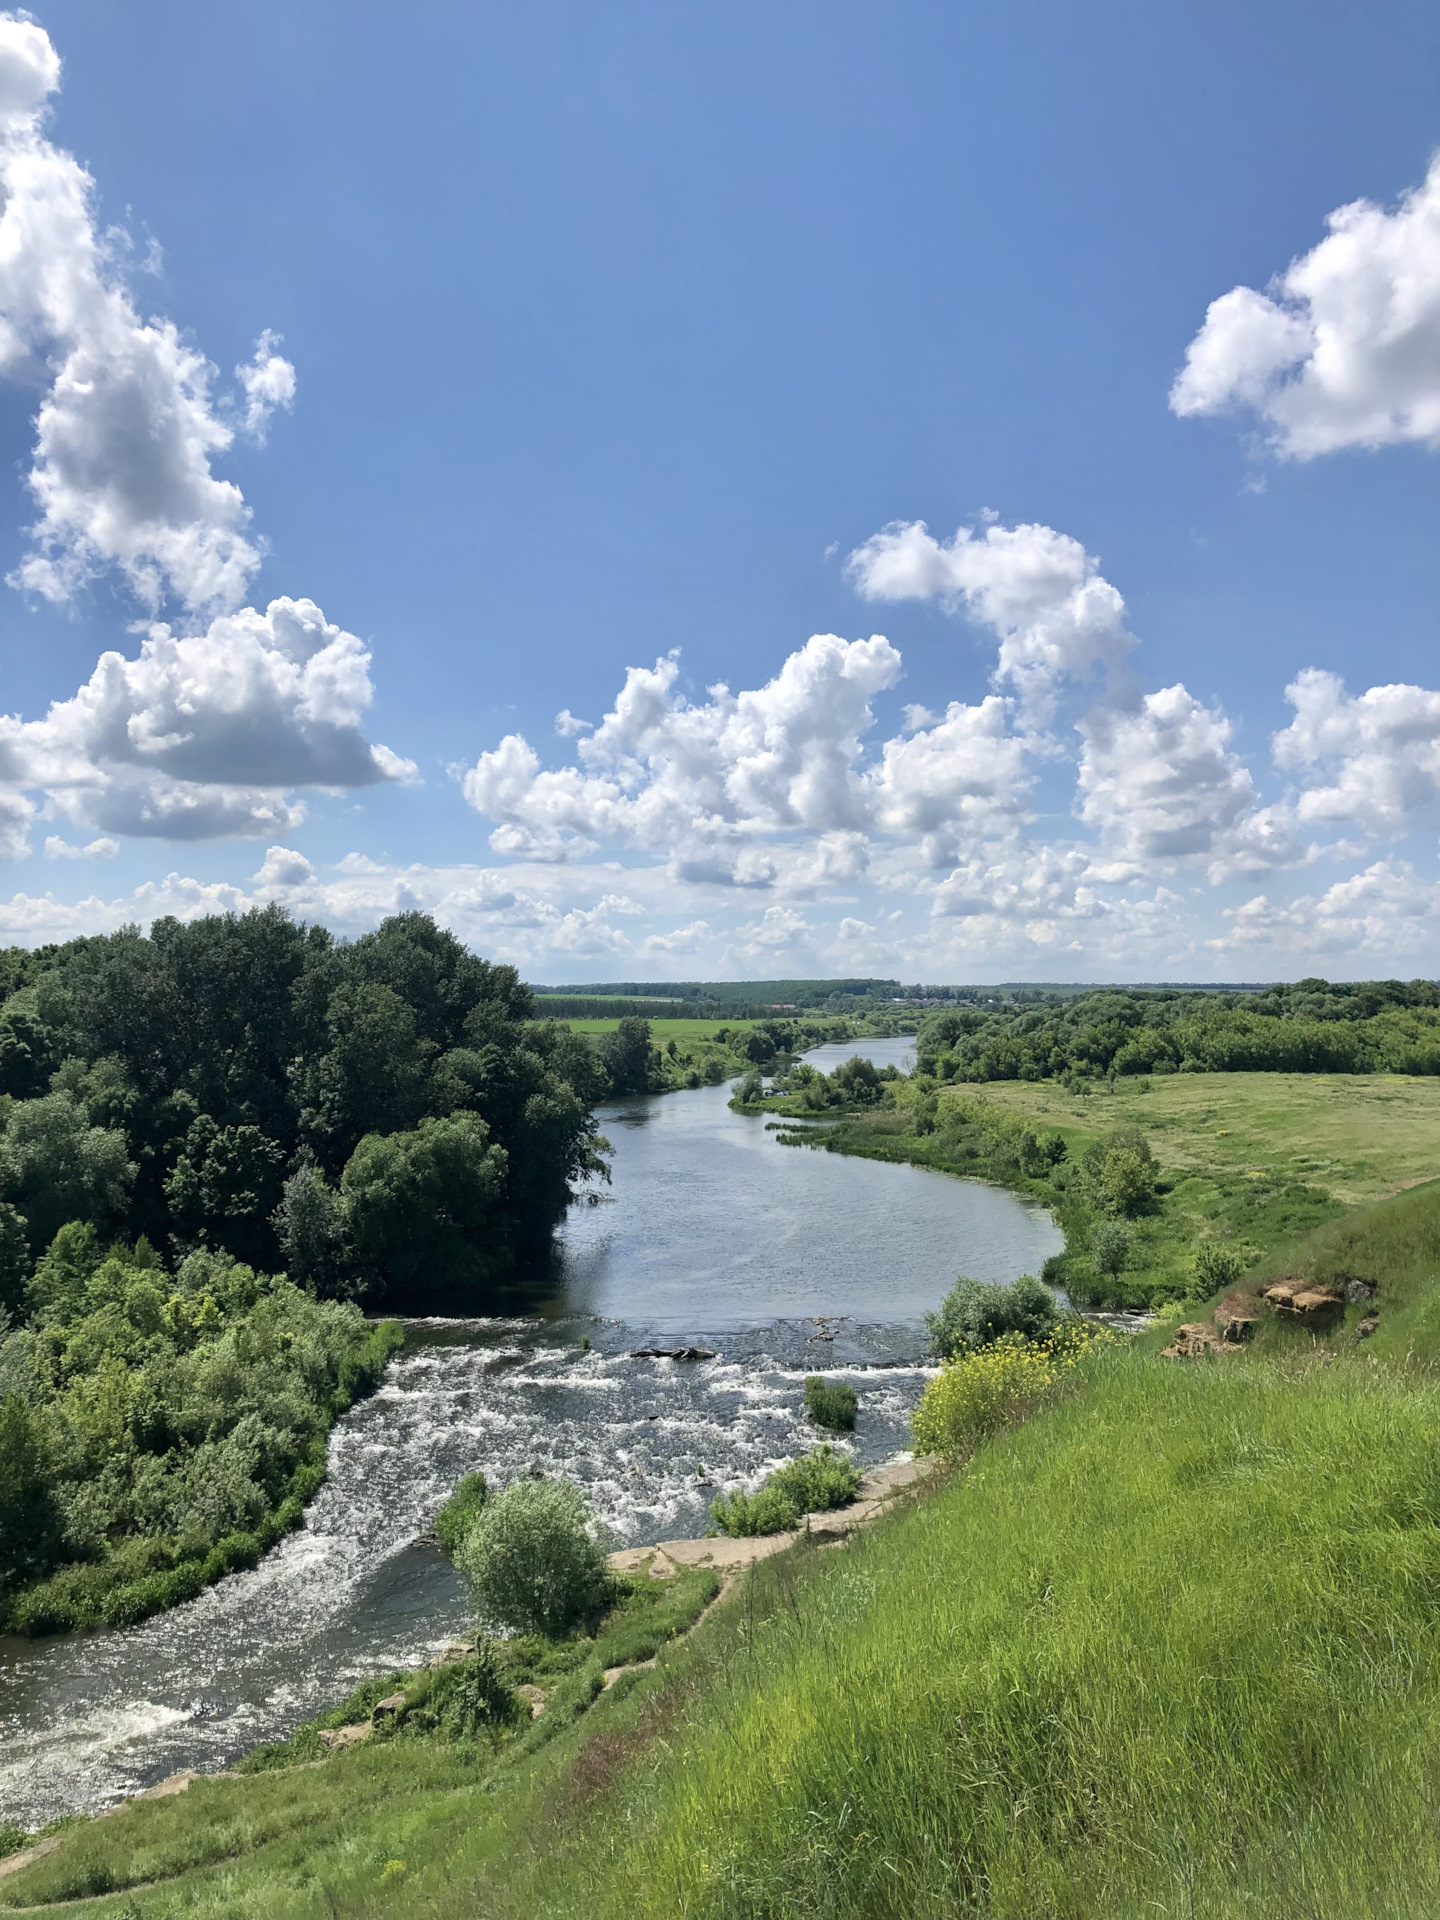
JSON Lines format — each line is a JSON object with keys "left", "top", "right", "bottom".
{"left": 916, "top": 980, "right": 1440, "bottom": 1085}
{"left": 0, "top": 910, "right": 609, "bottom": 1312}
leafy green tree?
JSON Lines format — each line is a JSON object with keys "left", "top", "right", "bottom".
{"left": 0, "top": 1204, "right": 30, "bottom": 1317}
{"left": 0, "top": 1092, "right": 134, "bottom": 1252}
{"left": 298, "top": 982, "right": 433, "bottom": 1170}
{"left": 925, "top": 1274, "right": 1057, "bottom": 1359}
{"left": 165, "top": 1117, "right": 285, "bottom": 1263}
{"left": 601, "top": 1018, "right": 658, "bottom": 1095}
{"left": 272, "top": 1163, "right": 354, "bottom": 1298}
{"left": 343, "top": 1113, "right": 510, "bottom": 1306}
{"left": 0, "top": 988, "right": 57, "bottom": 1099}
{"left": 0, "top": 1393, "right": 60, "bottom": 1589}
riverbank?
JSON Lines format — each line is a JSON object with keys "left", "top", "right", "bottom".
{"left": 748, "top": 1067, "right": 1440, "bottom": 1309}
{"left": 6, "top": 1180, "right": 1440, "bottom": 1915}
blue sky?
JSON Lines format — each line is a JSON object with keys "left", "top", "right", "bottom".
{"left": 0, "top": 0, "right": 1436, "bottom": 980}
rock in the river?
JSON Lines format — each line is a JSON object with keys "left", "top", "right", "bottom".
{"left": 629, "top": 1346, "right": 716, "bottom": 1362}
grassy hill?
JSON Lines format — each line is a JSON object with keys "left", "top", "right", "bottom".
{"left": 7, "top": 1155, "right": 1440, "bottom": 1915}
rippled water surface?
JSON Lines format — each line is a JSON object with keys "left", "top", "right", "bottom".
{"left": 0, "top": 1039, "right": 1061, "bottom": 1824}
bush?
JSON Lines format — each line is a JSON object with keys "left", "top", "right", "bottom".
{"left": 1194, "top": 1241, "right": 1248, "bottom": 1293}
{"left": 925, "top": 1273, "right": 1057, "bottom": 1359}
{"left": 1090, "top": 1220, "right": 1132, "bottom": 1278}
{"left": 435, "top": 1470, "right": 488, "bottom": 1559}
{"left": 803, "top": 1376, "right": 858, "bottom": 1431}
{"left": 912, "top": 1323, "right": 1111, "bottom": 1457}
{"left": 454, "top": 1477, "right": 611, "bottom": 1638}
{"left": 711, "top": 1445, "right": 861, "bottom": 1537}
{"left": 912, "top": 1334, "right": 1064, "bottom": 1456}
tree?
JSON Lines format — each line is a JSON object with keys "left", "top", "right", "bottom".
{"left": 601, "top": 1018, "right": 657, "bottom": 1095}
{"left": 0, "top": 1203, "right": 30, "bottom": 1317}
{"left": 298, "top": 981, "right": 434, "bottom": 1170}
{"left": 272, "top": 1163, "right": 355, "bottom": 1298}
{"left": 165, "top": 1117, "right": 285, "bottom": 1263}
{"left": 0, "top": 1092, "right": 134, "bottom": 1252}
{"left": 0, "top": 1393, "right": 60, "bottom": 1589}
{"left": 343, "top": 1113, "right": 510, "bottom": 1306}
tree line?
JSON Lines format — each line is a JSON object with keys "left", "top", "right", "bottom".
{"left": 915, "top": 980, "right": 1440, "bottom": 1084}
{"left": 0, "top": 908, "right": 611, "bottom": 1314}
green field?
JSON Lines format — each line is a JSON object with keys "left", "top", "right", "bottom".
{"left": 544, "top": 1016, "right": 762, "bottom": 1036}
{"left": 973, "top": 1069, "right": 1440, "bottom": 1203}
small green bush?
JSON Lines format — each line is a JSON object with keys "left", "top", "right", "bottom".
{"left": 803, "top": 1375, "right": 858, "bottom": 1431}
{"left": 435, "top": 1471, "right": 488, "bottom": 1559}
{"left": 1194, "top": 1241, "right": 1248, "bottom": 1293}
{"left": 454, "top": 1477, "right": 611, "bottom": 1638}
{"left": 925, "top": 1273, "right": 1057, "bottom": 1359}
{"left": 1090, "top": 1220, "right": 1132, "bottom": 1278}
{"left": 711, "top": 1445, "right": 861, "bottom": 1537}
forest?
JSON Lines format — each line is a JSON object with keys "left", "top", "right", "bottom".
{"left": 0, "top": 908, "right": 610, "bottom": 1315}
{"left": 915, "top": 979, "right": 1440, "bottom": 1083}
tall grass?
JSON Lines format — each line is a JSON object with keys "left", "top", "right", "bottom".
{"left": 533, "top": 1348, "right": 1440, "bottom": 1919}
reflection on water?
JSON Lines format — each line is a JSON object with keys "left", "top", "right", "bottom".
{"left": 0, "top": 1038, "right": 1061, "bottom": 1825}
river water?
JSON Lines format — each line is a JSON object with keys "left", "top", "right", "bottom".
{"left": 0, "top": 1039, "right": 1061, "bottom": 1826}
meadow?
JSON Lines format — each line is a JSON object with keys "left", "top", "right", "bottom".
{"left": 974, "top": 1069, "right": 1440, "bottom": 1204}
{"left": 544, "top": 1016, "right": 762, "bottom": 1036}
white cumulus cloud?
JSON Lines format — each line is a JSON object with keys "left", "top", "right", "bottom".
{"left": 1273, "top": 668, "right": 1440, "bottom": 836}
{"left": 1078, "top": 685, "right": 1299, "bottom": 883}
{"left": 0, "top": 13, "right": 294, "bottom": 611}
{"left": 463, "top": 636, "right": 905, "bottom": 881}
{"left": 0, "top": 596, "right": 415, "bottom": 843}
{"left": 845, "top": 518, "right": 1135, "bottom": 724}
{"left": 1171, "top": 153, "right": 1440, "bottom": 457}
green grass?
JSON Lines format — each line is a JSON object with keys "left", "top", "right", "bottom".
{"left": 540, "top": 1017, "right": 763, "bottom": 1036}
{"left": 976, "top": 1069, "right": 1440, "bottom": 1204}
{"left": 13, "top": 1185, "right": 1440, "bottom": 1918}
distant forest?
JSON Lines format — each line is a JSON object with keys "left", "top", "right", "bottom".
{"left": 0, "top": 910, "right": 610, "bottom": 1315}
{"left": 915, "top": 981, "right": 1440, "bottom": 1084}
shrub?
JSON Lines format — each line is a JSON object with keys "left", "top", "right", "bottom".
{"left": 711, "top": 1445, "right": 861, "bottom": 1537}
{"left": 912, "top": 1323, "right": 1111, "bottom": 1457}
{"left": 454, "top": 1477, "right": 611, "bottom": 1638}
{"left": 803, "top": 1376, "right": 858, "bottom": 1431}
{"left": 1194, "top": 1241, "right": 1248, "bottom": 1293}
{"left": 912, "top": 1334, "right": 1062, "bottom": 1456}
{"left": 435, "top": 1470, "right": 488, "bottom": 1559}
{"left": 1090, "top": 1220, "right": 1132, "bottom": 1278}
{"left": 925, "top": 1273, "right": 1057, "bottom": 1359}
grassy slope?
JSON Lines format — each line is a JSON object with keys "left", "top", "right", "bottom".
{"left": 976, "top": 1069, "right": 1440, "bottom": 1204}
{"left": 11, "top": 1145, "right": 1440, "bottom": 1917}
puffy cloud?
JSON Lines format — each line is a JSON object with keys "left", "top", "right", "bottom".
{"left": 0, "top": 596, "right": 414, "bottom": 844}
{"left": 1171, "top": 153, "right": 1440, "bottom": 457}
{"left": 0, "top": 14, "right": 293, "bottom": 611}
{"left": 236, "top": 331, "right": 296, "bottom": 443}
{"left": 845, "top": 518, "right": 1134, "bottom": 723}
{"left": 0, "top": 786, "right": 32, "bottom": 861}
{"left": 44, "top": 834, "right": 117, "bottom": 860}
{"left": 1216, "top": 860, "right": 1440, "bottom": 960}
{"left": 463, "top": 636, "right": 904, "bottom": 880}
{"left": 1273, "top": 668, "right": 1440, "bottom": 836}
{"left": 1077, "top": 685, "right": 1299, "bottom": 883}
{"left": 868, "top": 695, "right": 1028, "bottom": 866}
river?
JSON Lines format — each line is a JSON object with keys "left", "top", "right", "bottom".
{"left": 0, "top": 1038, "right": 1061, "bottom": 1826}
